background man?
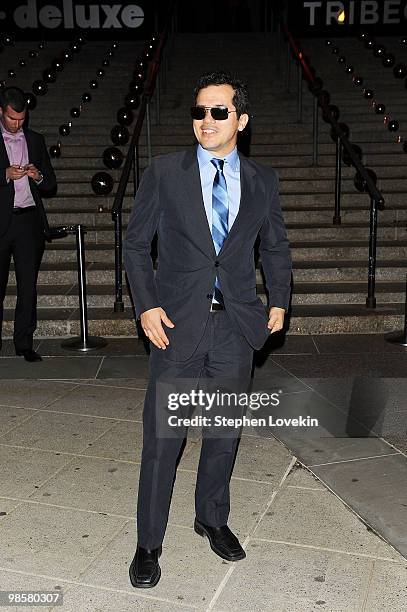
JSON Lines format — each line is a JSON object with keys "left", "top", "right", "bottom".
{"left": 0, "top": 86, "right": 56, "bottom": 362}
{"left": 124, "top": 70, "right": 292, "bottom": 588}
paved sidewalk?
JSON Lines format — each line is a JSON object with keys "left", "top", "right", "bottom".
{"left": 0, "top": 335, "right": 406, "bottom": 611}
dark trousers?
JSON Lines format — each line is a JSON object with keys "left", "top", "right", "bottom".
{"left": 137, "top": 310, "right": 253, "bottom": 550}
{"left": 0, "top": 209, "right": 44, "bottom": 352}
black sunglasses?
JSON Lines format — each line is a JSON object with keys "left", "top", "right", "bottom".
{"left": 190, "top": 106, "right": 237, "bottom": 121}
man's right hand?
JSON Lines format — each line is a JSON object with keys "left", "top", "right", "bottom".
{"left": 6, "top": 165, "right": 27, "bottom": 181}
{"left": 140, "top": 307, "right": 175, "bottom": 349}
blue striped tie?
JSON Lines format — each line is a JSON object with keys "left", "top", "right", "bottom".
{"left": 211, "top": 158, "right": 228, "bottom": 304}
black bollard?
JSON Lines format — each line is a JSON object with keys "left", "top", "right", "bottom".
{"left": 385, "top": 273, "right": 407, "bottom": 347}
{"left": 61, "top": 224, "right": 107, "bottom": 351}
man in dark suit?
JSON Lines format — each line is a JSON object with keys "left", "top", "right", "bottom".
{"left": 0, "top": 86, "right": 56, "bottom": 361}
{"left": 124, "top": 71, "right": 292, "bottom": 587}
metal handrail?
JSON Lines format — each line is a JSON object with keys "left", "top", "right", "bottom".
{"left": 283, "top": 24, "right": 385, "bottom": 308}
{"left": 111, "top": 4, "right": 175, "bottom": 312}
{"left": 284, "top": 25, "right": 384, "bottom": 206}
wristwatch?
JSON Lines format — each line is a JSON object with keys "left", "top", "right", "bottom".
{"left": 35, "top": 171, "right": 44, "bottom": 184}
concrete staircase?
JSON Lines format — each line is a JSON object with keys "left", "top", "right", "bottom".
{"left": 2, "top": 39, "right": 143, "bottom": 338}
{"left": 2, "top": 33, "right": 406, "bottom": 339}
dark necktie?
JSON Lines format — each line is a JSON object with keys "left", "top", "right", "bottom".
{"left": 211, "top": 158, "right": 228, "bottom": 304}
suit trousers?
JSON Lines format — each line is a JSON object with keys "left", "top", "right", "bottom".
{"left": 137, "top": 309, "right": 254, "bottom": 550}
{"left": 0, "top": 209, "right": 44, "bottom": 351}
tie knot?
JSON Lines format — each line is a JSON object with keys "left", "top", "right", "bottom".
{"left": 211, "top": 158, "right": 224, "bottom": 172}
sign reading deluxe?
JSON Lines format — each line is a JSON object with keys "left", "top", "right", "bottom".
{"left": 288, "top": 1, "right": 407, "bottom": 35}
{"left": 1, "top": 0, "right": 149, "bottom": 39}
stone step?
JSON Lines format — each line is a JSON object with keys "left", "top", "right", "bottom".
{"left": 46, "top": 159, "right": 406, "bottom": 187}
{"left": 286, "top": 225, "right": 406, "bottom": 240}
{"left": 2, "top": 304, "right": 404, "bottom": 338}
{"left": 4, "top": 281, "right": 406, "bottom": 309}
{"left": 291, "top": 261, "right": 407, "bottom": 282}
{"left": 36, "top": 124, "right": 407, "bottom": 146}
{"left": 49, "top": 174, "right": 407, "bottom": 193}
{"left": 44, "top": 201, "right": 402, "bottom": 217}
{"left": 55, "top": 167, "right": 373, "bottom": 182}
{"left": 252, "top": 153, "right": 407, "bottom": 166}
{"left": 41, "top": 221, "right": 406, "bottom": 243}
{"left": 45, "top": 152, "right": 407, "bottom": 168}
{"left": 4, "top": 292, "right": 403, "bottom": 308}
{"left": 43, "top": 206, "right": 404, "bottom": 227}
{"left": 50, "top": 181, "right": 133, "bottom": 195}
{"left": 6, "top": 260, "right": 407, "bottom": 286}
{"left": 276, "top": 166, "right": 407, "bottom": 179}
{"left": 40, "top": 138, "right": 406, "bottom": 155}
{"left": 38, "top": 240, "right": 407, "bottom": 263}
{"left": 33, "top": 124, "right": 407, "bottom": 146}
{"left": 44, "top": 190, "right": 407, "bottom": 208}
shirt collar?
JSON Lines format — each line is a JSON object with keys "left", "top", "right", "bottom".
{"left": 0, "top": 120, "right": 24, "bottom": 140}
{"left": 197, "top": 144, "right": 240, "bottom": 172}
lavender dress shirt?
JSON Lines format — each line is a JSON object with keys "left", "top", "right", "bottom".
{"left": 1, "top": 123, "right": 36, "bottom": 209}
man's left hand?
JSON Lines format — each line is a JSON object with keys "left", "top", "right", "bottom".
{"left": 267, "top": 306, "right": 285, "bottom": 334}
{"left": 25, "top": 164, "right": 42, "bottom": 182}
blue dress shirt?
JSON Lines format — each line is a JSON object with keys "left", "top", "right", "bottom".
{"left": 197, "top": 144, "right": 241, "bottom": 234}
{"left": 197, "top": 144, "right": 241, "bottom": 305}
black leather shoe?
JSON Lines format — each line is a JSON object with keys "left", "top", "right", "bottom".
{"left": 194, "top": 518, "right": 246, "bottom": 561}
{"left": 129, "top": 545, "right": 162, "bottom": 588}
{"left": 16, "top": 349, "right": 42, "bottom": 362}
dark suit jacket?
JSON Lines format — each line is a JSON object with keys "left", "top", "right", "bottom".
{"left": 0, "top": 127, "right": 56, "bottom": 238}
{"left": 124, "top": 147, "right": 292, "bottom": 361}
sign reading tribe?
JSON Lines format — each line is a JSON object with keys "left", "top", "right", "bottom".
{"left": 303, "top": 1, "right": 407, "bottom": 26}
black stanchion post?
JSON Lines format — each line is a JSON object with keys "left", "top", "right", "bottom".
{"left": 333, "top": 136, "right": 342, "bottom": 225}
{"left": 61, "top": 225, "right": 107, "bottom": 351}
{"left": 366, "top": 198, "right": 378, "bottom": 309}
{"left": 312, "top": 96, "right": 319, "bottom": 166}
{"left": 385, "top": 274, "right": 407, "bottom": 346}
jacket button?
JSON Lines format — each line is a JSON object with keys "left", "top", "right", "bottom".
{"left": 214, "top": 261, "right": 220, "bottom": 267}
{"left": 206, "top": 293, "right": 213, "bottom": 299}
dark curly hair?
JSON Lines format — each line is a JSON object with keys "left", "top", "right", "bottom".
{"left": 193, "top": 70, "right": 250, "bottom": 118}
{"left": 0, "top": 86, "right": 27, "bottom": 112}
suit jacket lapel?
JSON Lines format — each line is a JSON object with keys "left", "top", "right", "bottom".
{"left": 0, "top": 131, "right": 10, "bottom": 166}
{"left": 181, "top": 147, "right": 216, "bottom": 257}
{"left": 218, "top": 153, "right": 257, "bottom": 255}
{"left": 180, "top": 148, "right": 257, "bottom": 259}
{"left": 24, "top": 128, "right": 34, "bottom": 161}
{"left": 23, "top": 128, "right": 50, "bottom": 235}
